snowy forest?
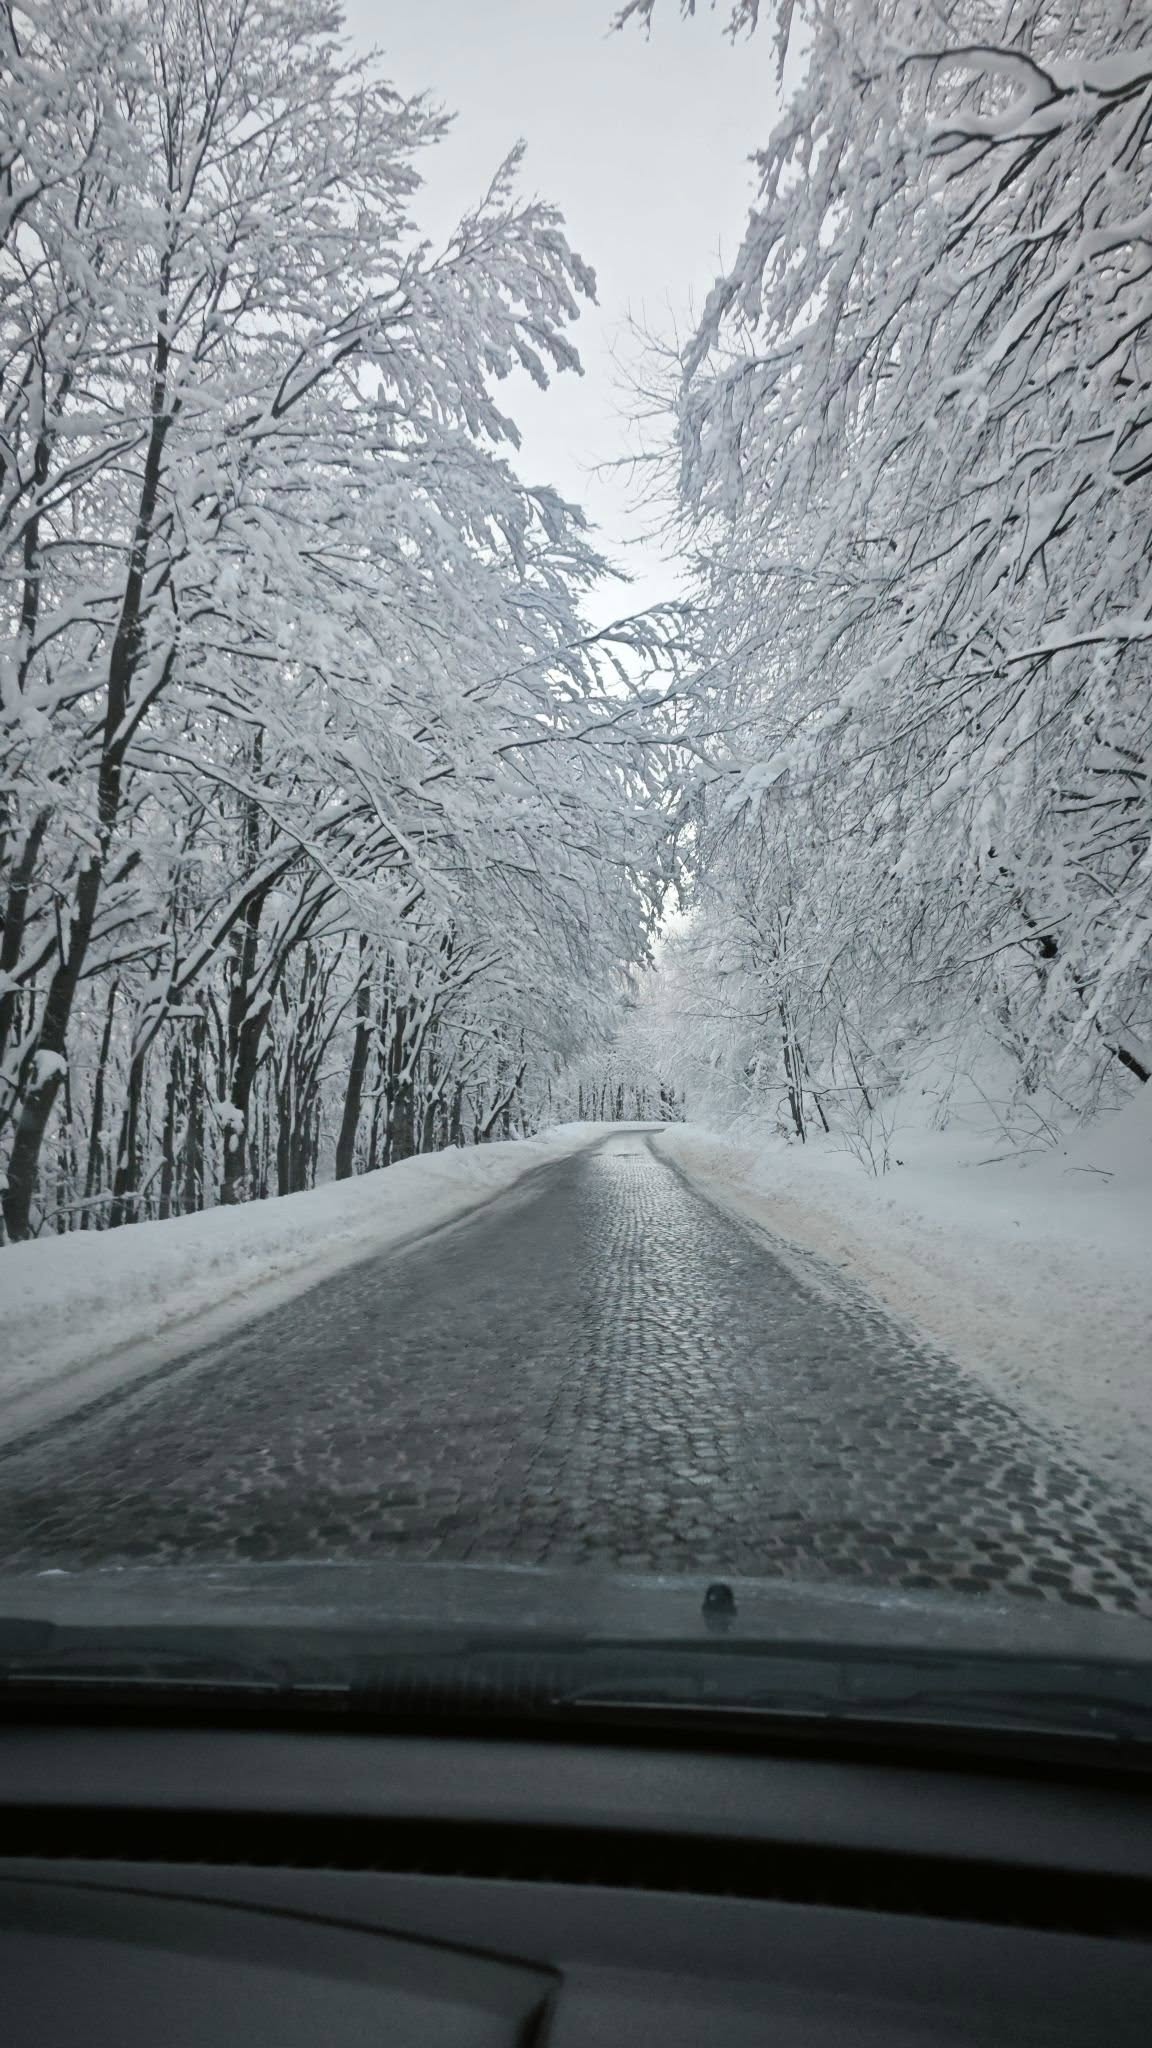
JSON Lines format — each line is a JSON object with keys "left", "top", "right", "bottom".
{"left": 2, "top": 0, "right": 1150, "bottom": 1241}
{"left": 632, "top": 0, "right": 1152, "bottom": 1153}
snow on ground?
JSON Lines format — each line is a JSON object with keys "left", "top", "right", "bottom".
{"left": 653, "top": 1086, "right": 1152, "bottom": 1507}
{"left": 0, "top": 1125, "right": 606, "bottom": 1445}
{"left": 3, "top": 1094, "right": 1148, "bottom": 1502}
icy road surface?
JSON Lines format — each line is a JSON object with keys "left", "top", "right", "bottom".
{"left": 1, "top": 1131, "right": 1150, "bottom": 1615}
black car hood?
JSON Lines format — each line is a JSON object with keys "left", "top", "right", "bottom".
{"left": 2, "top": 1556, "right": 1150, "bottom": 1660}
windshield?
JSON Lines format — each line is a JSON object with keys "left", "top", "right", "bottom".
{"left": 1, "top": 0, "right": 1150, "bottom": 1722}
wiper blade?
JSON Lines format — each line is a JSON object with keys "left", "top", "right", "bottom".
{"left": 3, "top": 1622, "right": 1152, "bottom": 1759}
{"left": 559, "top": 1684, "right": 1152, "bottom": 1748}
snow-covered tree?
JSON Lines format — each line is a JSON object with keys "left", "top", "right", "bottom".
{"left": 0, "top": 0, "right": 690, "bottom": 1238}
{"left": 621, "top": 0, "right": 1152, "bottom": 1131}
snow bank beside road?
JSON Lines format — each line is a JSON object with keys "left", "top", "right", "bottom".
{"left": 0, "top": 1126, "right": 604, "bottom": 1443}
{"left": 653, "top": 1099, "right": 1152, "bottom": 1507}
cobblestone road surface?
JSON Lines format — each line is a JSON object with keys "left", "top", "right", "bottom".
{"left": 2, "top": 1131, "right": 1151, "bottom": 1614}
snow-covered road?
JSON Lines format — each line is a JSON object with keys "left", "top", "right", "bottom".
{"left": 1, "top": 1130, "right": 1150, "bottom": 1616}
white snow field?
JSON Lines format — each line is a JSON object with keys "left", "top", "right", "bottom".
{"left": 654, "top": 1087, "right": 1152, "bottom": 1508}
{"left": 0, "top": 1125, "right": 611, "bottom": 1444}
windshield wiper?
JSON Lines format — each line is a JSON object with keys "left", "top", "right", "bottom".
{"left": 3, "top": 1622, "right": 1152, "bottom": 1763}
{"left": 557, "top": 1682, "right": 1152, "bottom": 1749}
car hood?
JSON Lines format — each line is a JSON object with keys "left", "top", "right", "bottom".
{"left": 2, "top": 1556, "right": 1150, "bottom": 1661}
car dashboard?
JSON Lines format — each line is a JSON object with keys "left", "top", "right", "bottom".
{"left": 2, "top": 1721, "right": 1151, "bottom": 2045}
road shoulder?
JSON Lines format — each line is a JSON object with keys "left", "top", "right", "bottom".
{"left": 651, "top": 1122, "right": 1152, "bottom": 1513}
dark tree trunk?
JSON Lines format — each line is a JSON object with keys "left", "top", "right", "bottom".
{"left": 82, "top": 977, "right": 120, "bottom": 1228}
{"left": 448, "top": 1080, "right": 464, "bottom": 1148}
{"left": 383, "top": 1005, "right": 416, "bottom": 1164}
{"left": 110, "top": 1038, "right": 148, "bottom": 1228}
{"left": 334, "top": 949, "right": 371, "bottom": 1180}
{"left": 367, "top": 1071, "right": 383, "bottom": 1171}
{"left": 158, "top": 1032, "right": 182, "bottom": 1221}
{"left": 184, "top": 1013, "right": 206, "bottom": 1214}
{"left": 1108, "top": 1039, "right": 1150, "bottom": 1085}
{"left": 276, "top": 1076, "right": 292, "bottom": 1198}
{"left": 780, "top": 1002, "right": 806, "bottom": 1141}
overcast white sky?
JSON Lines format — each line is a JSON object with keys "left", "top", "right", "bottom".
{"left": 341, "top": 0, "right": 778, "bottom": 622}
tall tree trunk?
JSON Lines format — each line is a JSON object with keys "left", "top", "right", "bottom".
{"left": 448, "top": 1080, "right": 464, "bottom": 1148}
{"left": 184, "top": 1012, "right": 206, "bottom": 1214}
{"left": 109, "top": 1038, "right": 148, "bottom": 1228}
{"left": 220, "top": 736, "right": 274, "bottom": 1205}
{"left": 82, "top": 977, "right": 120, "bottom": 1228}
{"left": 780, "top": 1001, "right": 806, "bottom": 1141}
{"left": 334, "top": 945, "right": 371, "bottom": 1179}
{"left": 367, "top": 1071, "right": 383, "bottom": 1171}
{"left": 275, "top": 1068, "right": 293, "bottom": 1198}
{"left": 383, "top": 1004, "right": 415, "bottom": 1164}
{"left": 158, "top": 1031, "right": 182, "bottom": 1221}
